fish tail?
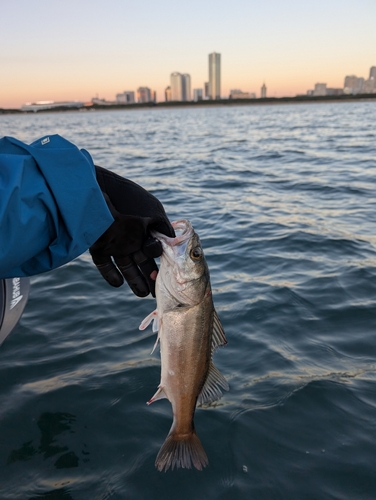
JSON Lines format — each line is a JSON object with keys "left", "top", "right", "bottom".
{"left": 155, "top": 430, "right": 208, "bottom": 472}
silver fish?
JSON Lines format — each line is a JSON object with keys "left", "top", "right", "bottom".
{"left": 139, "top": 219, "right": 229, "bottom": 472}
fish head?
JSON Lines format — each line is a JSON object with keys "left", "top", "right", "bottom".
{"left": 153, "top": 220, "right": 210, "bottom": 306}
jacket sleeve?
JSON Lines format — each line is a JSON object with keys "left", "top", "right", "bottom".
{"left": 0, "top": 134, "right": 114, "bottom": 278}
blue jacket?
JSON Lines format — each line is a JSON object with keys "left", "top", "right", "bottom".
{"left": 0, "top": 135, "right": 114, "bottom": 278}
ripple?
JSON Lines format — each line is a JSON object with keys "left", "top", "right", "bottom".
{"left": 1, "top": 101, "right": 376, "bottom": 499}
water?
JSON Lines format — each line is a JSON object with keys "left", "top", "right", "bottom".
{"left": 1, "top": 102, "right": 376, "bottom": 499}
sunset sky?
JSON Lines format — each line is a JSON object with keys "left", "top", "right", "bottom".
{"left": 2, "top": 0, "right": 376, "bottom": 108}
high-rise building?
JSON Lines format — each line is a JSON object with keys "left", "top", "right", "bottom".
{"left": 193, "top": 89, "right": 203, "bottom": 101}
{"left": 170, "top": 72, "right": 191, "bottom": 101}
{"left": 204, "top": 82, "right": 209, "bottom": 99}
{"left": 208, "top": 52, "right": 221, "bottom": 100}
{"left": 170, "top": 72, "right": 183, "bottom": 101}
{"left": 182, "top": 74, "right": 191, "bottom": 101}
{"left": 261, "top": 83, "right": 267, "bottom": 98}
{"left": 137, "top": 87, "right": 152, "bottom": 103}
{"left": 362, "top": 78, "right": 376, "bottom": 94}
{"left": 357, "top": 78, "right": 365, "bottom": 93}
{"left": 165, "top": 86, "right": 172, "bottom": 102}
{"left": 369, "top": 66, "right": 376, "bottom": 79}
{"left": 313, "top": 83, "right": 327, "bottom": 96}
{"left": 344, "top": 75, "right": 364, "bottom": 94}
{"left": 344, "top": 75, "right": 358, "bottom": 90}
{"left": 116, "top": 91, "right": 135, "bottom": 104}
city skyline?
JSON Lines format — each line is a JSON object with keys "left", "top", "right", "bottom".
{"left": 19, "top": 61, "right": 376, "bottom": 110}
{"left": 1, "top": 0, "right": 376, "bottom": 109}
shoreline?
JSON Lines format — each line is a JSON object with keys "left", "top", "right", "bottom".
{"left": 1, "top": 93, "right": 376, "bottom": 115}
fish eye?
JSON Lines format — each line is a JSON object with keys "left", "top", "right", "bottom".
{"left": 190, "top": 246, "right": 202, "bottom": 261}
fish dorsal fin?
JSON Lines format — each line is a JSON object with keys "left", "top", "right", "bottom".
{"left": 212, "top": 310, "right": 227, "bottom": 352}
{"left": 197, "top": 361, "right": 229, "bottom": 406}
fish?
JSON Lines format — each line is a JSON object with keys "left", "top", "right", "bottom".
{"left": 139, "top": 219, "right": 229, "bottom": 472}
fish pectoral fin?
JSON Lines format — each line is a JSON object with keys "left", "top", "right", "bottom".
{"left": 147, "top": 386, "right": 167, "bottom": 405}
{"left": 139, "top": 309, "right": 159, "bottom": 332}
{"left": 197, "top": 361, "right": 229, "bottom": 406}
{"left": 211, "top": 310, "right": 228, "bottom": 352}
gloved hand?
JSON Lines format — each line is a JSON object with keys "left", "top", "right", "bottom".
{"left": 89, "top": 166, "right": 175, "bottom": 297}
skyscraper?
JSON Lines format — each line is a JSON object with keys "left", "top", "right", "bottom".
{"left": 344, "top": 75, "right": 362, "bottom": 94}
{"left": 208, "top": 52, "right": 221, "bottom": 100}
{"left": 116, "top": 91, "right": 135, "bottom": 104}
{"left": 170, "top": 72, "right": 183, "bottom": 101}
{"left": 370, "top": 66, "right": 376, "bottom": 79}
{"left": 261, "top": 83, "right": 267, "bottom": 98}
{"left": 182, "top": 74, "right": 191, "bottom": 101}
{"left": 170, "top": 72, "right": 191, "bottom": 101}
{"left": 137, "top": 87, "right": 152, "bottom": 103}
{"left": 165, "top": 86, "right": 172, "bottom": 102}
{"left": 193, "top": 89, "right": 203, "bottom": 101}
{"left": 204, "top": 82, "right": 209, "bottom": 99}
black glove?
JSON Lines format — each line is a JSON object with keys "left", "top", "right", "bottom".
{"left": 89, "top": 166, "right": 175, "bottom": 297}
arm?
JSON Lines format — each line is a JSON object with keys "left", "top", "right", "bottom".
{"left": 0, "top": 134, "right": 175, "bottom": 298}
{"left": 0, "top": 134, "right": 113, "bottom": 278}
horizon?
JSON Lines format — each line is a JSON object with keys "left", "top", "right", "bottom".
{"left": 2, "top": 0, "right": 376, "bottom": 109}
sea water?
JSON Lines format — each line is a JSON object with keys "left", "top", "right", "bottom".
{"left": 0, "top": 102, "right": 376, "bottom": 499}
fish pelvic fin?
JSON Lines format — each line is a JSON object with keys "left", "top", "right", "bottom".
{"left": 197, "top": 361, "right": 229, "bottom": 406}
{"left": 212, "top": 310, "right": 227, "bottom": 352}
{"left": 155, "top": 430, "right": 208, "bottom": 472}
{"left": 147, "top": 386, "right": 167, "bottom": 405}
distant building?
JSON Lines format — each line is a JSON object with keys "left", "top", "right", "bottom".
{"left": 343, "top": 75, "right": 365, "bottom": 94}
{"left": 261, "top": 83, "right": 267, "bottom": 98}
{"left": 313, "top": 83, "right": 327, "bottom": 96}
{"left": 369, "top": 66, "right": 376, "bottom": 79}
{"left": 193, "top": 89, "right": 203, "bottom": 101}
{"left": 21, "top": 100, "right": 84, "bottom": 112}
{"left": 182, "top": 74, "right": 191, "bottom": 101}
{"left": 229, "top": 89, "right": 241, "bottom": 97}
{"left": 326, "top": 88, "right": 344, "bottom": 96}
{"left": 170, "top": 72, "right": 191, "bottom": 101}
{"left": 357, "top": 78, "right": 365, "bottom": 93}
{"left": 92, "top": 98, "right": 116, "bottom": 106}
{"left": 229, "top": 89, "right": 255, "bottom": 99}
{"left": 344, "top": 75, "right": 358, "bottom": 93}
{"left": 137, "top": 87, "right": 153, "bottom": 103}
{"left": 208, "top": 52, "right": 221, "bottom": 100}
{"left": 204, "top": 82, "right": 209, "bottom": 99}
{"left": 309, "top": 84, "right": 343, "bottom": 97}
{"left": 362, "top": 78, "right": 376, "bottom": 94}
{"left": 170, "top": 72, "right": 183, "bottom": 101}
{"left": 116, "top": 91, "right": 135, "bottom": 104}
{"left": 165, "top": 86, "right": 172, "bottom": 102}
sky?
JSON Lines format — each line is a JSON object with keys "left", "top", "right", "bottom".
{"left": 1, "top": 0, "right": 376, "bottom": 108}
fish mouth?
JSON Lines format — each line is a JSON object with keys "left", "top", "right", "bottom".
{"left": 153, "top": 219, "right": 194, "bottom": 248}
